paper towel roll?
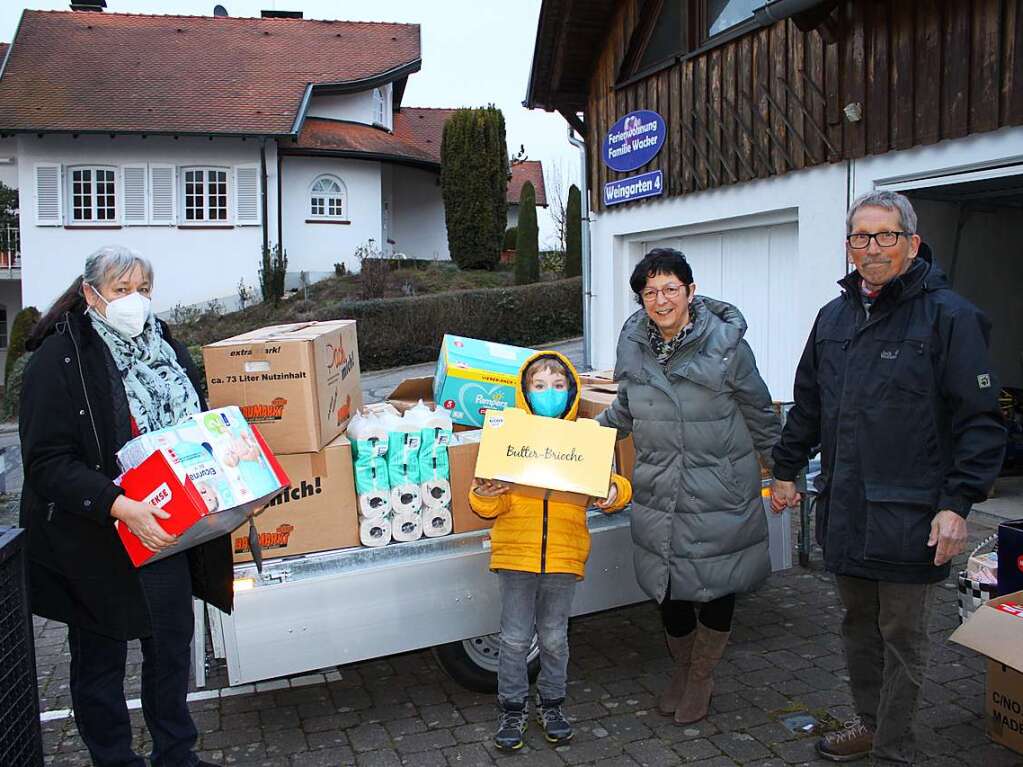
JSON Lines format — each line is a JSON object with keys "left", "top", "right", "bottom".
{"left": 390, "top": 482, "right": 422, "bottom": 514}
{"left": 358, "top": 490, "right": 391, "bottom": 518}
{"left": 422, "top": 507, "right": 453, "bottom": 538}
{"left": 391, "top": 510, "right": 423, "bottom": 542}
{"left": 421, "top": 478, "right": 452, "bottom": 508}
{"left": 360, "top": 516, "right": 391, "bottom": 547}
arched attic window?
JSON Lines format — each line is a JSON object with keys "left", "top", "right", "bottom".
{"left": 309, "top": 175, "right": 347, "bottom": 220}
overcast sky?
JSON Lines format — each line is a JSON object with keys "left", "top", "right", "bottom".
{"left": 0, "top": 0, "right": 581, "bottom": 247}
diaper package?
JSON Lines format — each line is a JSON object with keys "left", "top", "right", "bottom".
{"left": 117, "top": 406, "right": 283, "bottom": 513}
{"left": 115, "top": 407, "right": 289, "bottom": 567}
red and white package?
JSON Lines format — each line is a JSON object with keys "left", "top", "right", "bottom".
{"left": 116, "top": 425, "right": 289, "bottom": 567}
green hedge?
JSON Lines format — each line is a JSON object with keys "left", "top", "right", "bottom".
{"left": 2, "top": 352, "right": 31, "bottom": 421}
{"left": 340, "top": 276, "right": 582, "bottom": 369}
{"left": 6, "top": 306, "right": 40, "bottom": 384}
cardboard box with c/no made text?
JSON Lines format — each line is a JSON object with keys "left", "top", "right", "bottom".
{"left": 950, "top": 591, "right": 1023, "bottom": 754}
{"left": 204, "top": 321, "right": 362, "bottom": 454}
{"left": 233, "top": 434, "right": 360, "bottom": 563}
{"left": 475, "top": 407, "right": 617, "bottom": 500}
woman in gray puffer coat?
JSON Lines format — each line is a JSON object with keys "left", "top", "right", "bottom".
{"left": 597, "top": 248, "right": 781, "bottom": 725}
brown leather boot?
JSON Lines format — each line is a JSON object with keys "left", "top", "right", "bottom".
{"left": 658, "top": 631, "right": 695, "bottom": 716}
{"left": 674, "top": 625, "right": 730, "bottom": 724}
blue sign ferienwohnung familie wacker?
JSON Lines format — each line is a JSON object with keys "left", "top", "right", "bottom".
{"left": 602, "top": 110, "right": 666, "bottom": 172}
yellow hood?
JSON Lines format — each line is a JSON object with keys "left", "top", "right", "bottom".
{"left": 514, "top": 350, "right": 581, "bottom": 421}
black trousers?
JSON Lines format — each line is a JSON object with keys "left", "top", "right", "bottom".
{"left": 68, "top": 552, "right": 199, "bottom": 767}
{"left": 660, "top": 587, "right": 736, "bottom": 637}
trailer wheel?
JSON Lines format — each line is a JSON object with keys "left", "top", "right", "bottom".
{"left": 432, "top": 633, "right": 540, "bottom": 693}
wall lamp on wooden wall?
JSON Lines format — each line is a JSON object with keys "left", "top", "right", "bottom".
{"left": 843, "top": 102, "right": 863, "bottom": 123}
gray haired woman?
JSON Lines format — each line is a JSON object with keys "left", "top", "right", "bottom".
{"left": 597, "top": 248, "right": 781, "bottom": 726}
{"left": 20, "top": 246, "right": 229, "bottom": 767}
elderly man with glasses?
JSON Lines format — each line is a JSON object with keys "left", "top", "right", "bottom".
{"left": 770, "top": 191, "right": 1006, "bottom": 764}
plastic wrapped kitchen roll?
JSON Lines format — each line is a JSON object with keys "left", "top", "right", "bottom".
{"left": 391, "top": 509, "right": 423, "bottom": 542}
{"left": 384, "top": 411, "right": 422, "bottom": 512}
{"left": 359, "top": 515, "right": 392, "bottom": 547}
{"left": 422, "top": 507, "right": 453, "bottom": 538}
{"left": 348, "top": 411, "right": 392, "bottom": 518}
{"left": 422, "top": 478, "right": 452, "bottom": 509}
{"left": 419, "top": 407, "right": 453, "bottom": 510}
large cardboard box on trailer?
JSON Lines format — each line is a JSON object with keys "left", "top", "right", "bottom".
{"left": 204, "top": 321, "right": 362, "bottom": 454}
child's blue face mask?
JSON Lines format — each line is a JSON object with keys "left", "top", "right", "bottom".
{"left": 528, "top": 388, "right": 569, "bottom": 418}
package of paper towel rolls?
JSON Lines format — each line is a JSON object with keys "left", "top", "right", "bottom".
{"left": 347, "top": 401, "right": 454, "bottom": 548}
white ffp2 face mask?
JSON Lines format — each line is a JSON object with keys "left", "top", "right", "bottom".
{"left": 90, "top": 287, "right": 152, "bottom": 338}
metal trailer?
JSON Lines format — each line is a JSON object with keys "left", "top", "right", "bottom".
{"left": 195, "top": 490, "right": 794, "bottom": 692}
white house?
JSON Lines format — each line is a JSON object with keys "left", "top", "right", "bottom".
{"left": 0, "top": 5, "right": 462, "bottom": 322}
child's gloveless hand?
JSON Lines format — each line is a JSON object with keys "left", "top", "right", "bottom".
{"left": 472, "top": 478, "right": 510, "bottom": 497}
{"left": 594, "top": 484, "right": 618, "bottom": 510}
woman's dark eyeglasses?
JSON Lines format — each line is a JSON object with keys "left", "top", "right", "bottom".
{"left": 846, "top": 231, "right": 908, "bottom": 249}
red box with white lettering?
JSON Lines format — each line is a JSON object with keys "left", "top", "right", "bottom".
{"left": 116, "top": 426, "right": 289, "bottom": 567}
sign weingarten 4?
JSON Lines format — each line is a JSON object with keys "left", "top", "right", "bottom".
{"left": 602, "top": 110, "right": 665, "bottom": 172}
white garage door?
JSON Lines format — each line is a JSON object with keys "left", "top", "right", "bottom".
{"left": 643, "top": 222, "right": 801, "bottom": 401}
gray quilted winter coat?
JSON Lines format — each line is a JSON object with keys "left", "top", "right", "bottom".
{"left": 597, "top": 297, "right": 781, "bottom": 603}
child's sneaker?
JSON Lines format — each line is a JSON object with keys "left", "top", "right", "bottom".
{"left": 535, "top": 695, "right": 573, "bottom": 744}
{"left": 494, "top": 701, "right": 528, "bottom": 752}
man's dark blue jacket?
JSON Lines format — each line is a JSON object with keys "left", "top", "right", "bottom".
{"left": 773, "top": 257, "right": 1006, "bottom": 583}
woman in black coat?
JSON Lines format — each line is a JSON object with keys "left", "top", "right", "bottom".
{"left": 20, "top": 245, "right": 230, "bottom": 767}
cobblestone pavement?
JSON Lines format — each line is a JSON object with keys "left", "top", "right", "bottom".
{"left": 31, "top": 516, "right": 1022, "bottom": 766}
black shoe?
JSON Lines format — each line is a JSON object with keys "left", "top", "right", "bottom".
{"left": 494, "top": 701, "right": 528, "bottom": 752}
{"left": 536, "top": 696, "right": 573, "bottom": 745}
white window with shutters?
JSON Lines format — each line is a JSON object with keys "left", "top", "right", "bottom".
{"left": 67, "top": 166, "right": 118, "bottom": 224}
{"left": 180, "top": 167, "right": 229, "bottom": 225}
{"left": 149, "top": 164, "right": 176, "bottom": 225}
{"left": 234, "top": 165, "right": 260, "bottom": 226}
{"left": 34, "top": 163, "right": 62, "bottom": 226}
{"left": 121, "top": 165, "right": 148, "bottom": 225}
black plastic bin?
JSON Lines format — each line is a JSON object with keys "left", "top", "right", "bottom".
{"left": 0, "top": 526, "right": 44, "bottom": 767}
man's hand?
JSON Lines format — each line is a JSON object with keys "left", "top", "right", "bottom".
{"left": 594, "top": 483, "right": 618, "bottom": 511}
{"left": 471, "top": 478, "right": 510, "bottom": 497}
{"left": 928, "top": 510, "right": 968, "bottom": 566}
{"left": 770, "top": 479, "right": 802, "bottom": 514}
{"left": 111, "top": 496, "right": 176, "bottom": 552}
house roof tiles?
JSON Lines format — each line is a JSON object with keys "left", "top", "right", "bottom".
{"left": 509, "top": 160, "right": 547, "bottom": 207}
{"left": 291, "top": 108, "right": 458, "bottom": 167}
{"left": 0, "top": 11, "right": 420, "bottom": 135}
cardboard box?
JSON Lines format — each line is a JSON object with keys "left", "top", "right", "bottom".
{"left": 448, "top": 430, "right": 492, "bottom": 533}
{"left": 234, "top": 434, "right": 360, "bottom": 563}
{"left": 986, "top": 661, "right": 1023, "bottom": 754}
{"left": 433, "top": 335, "right": 536, "bottom": 428}
{"left": 116, "top": 426, "right": 289, "bottom": 567}
{"left": 577, "top": 384, "right": 636, "bottom": 481}
{"left": 950, "top": 590, "right": 1023, "bottom": 754}
{"left": 204, "top": 320, "right": 362, "bottom": 454}
{"left": 475, "top": 408, "right": 617, "bottom": 498}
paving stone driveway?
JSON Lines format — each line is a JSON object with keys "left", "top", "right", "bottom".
{"left": 32, "top": 518, "right": 1021, "bottom": 766}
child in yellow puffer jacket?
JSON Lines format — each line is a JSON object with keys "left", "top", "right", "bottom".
{"left": 469, "top": 351, "right": 631, "bottom": 753}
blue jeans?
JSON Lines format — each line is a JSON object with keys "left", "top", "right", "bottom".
{"left": 69, "top": 553, "right": 199, "bottom": 767}
{"left": 497, "top": 570, "right": 577, "bottom": 707}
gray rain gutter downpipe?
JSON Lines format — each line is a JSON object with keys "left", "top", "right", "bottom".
{"left": 566, "top": 123, "right": 591, "bottom": 373}
{"left": 751, "top": 0, "right": 829, "bottom": 24}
